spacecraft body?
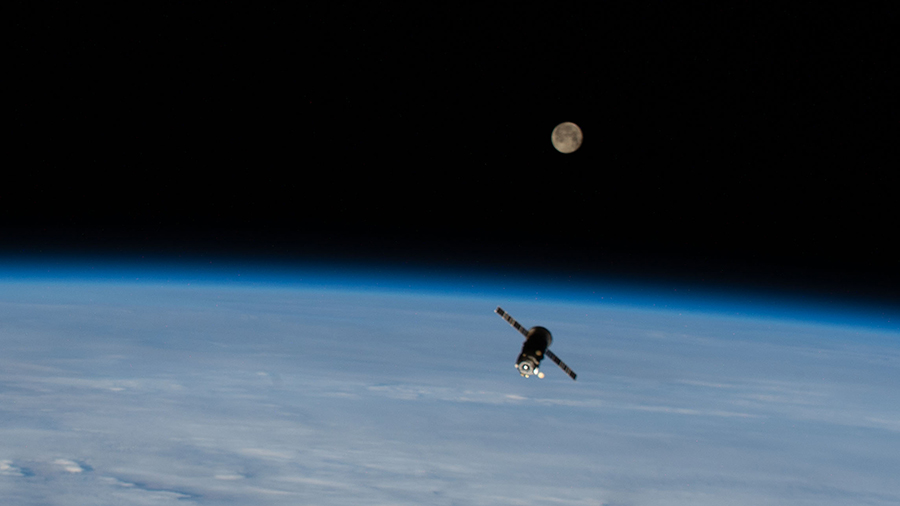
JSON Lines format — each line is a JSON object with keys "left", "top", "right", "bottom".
{"left": 515, "top": 326, "right": 552, "bottom": 377}
{"left": 495, "top": 307, "right": 577, "bottom": 380}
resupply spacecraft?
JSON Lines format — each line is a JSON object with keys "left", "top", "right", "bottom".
{"left": 495, "top": 306, "right": 577, "bottom": 380}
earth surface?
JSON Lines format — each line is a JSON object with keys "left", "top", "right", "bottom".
{"left": 1, "top": 265, "right": 898, "bottom": 505}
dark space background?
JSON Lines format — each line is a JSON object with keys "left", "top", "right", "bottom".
{"left": 7, "top": 5, "right": 897, "bottom": 307}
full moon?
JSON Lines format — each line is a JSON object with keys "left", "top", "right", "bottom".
{"left": 551, "top": 122, "right": 583, "bottom": 153}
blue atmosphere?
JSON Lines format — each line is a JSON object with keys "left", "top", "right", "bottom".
{"left": 2, "top": 255, "right": 895, "bottom": 331}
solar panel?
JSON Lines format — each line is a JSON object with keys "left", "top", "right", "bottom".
{"left": 545, "top": 349, "right": 577, "bottom": 381}
{"left": 495, "top": 306, "right": 529, "bottom": 338}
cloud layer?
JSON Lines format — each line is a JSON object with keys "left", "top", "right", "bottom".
{"left": 1, "top": 282, "right": 898, "bottom": 505}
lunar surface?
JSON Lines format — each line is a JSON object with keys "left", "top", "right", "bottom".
{"left": 551, "top": 122, "right": 583, "bottom": 153}
{"left": 0, "top": 267, "right": 898, "bottom": 505}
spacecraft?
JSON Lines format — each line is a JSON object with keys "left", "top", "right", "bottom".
{"left": 495, "top": 306, "right": 577, "bottom": 380}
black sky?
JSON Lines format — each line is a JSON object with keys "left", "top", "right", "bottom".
{"left": 7, "top": 4, "right": 898, "bottom": 305}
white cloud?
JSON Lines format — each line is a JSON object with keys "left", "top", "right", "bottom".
{"left": 214, "top": 473, "right": 245, "bottom": 480}
{"left": 0, "top": 460, "right": 24, "bottom": 476}
{"left": 238, "top": 448, "right": 293, "bottom": 460}
{"left": 53, "top": 459, "right": 84, "bottom": 473}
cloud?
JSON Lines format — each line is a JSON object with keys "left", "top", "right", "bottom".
{"left": 0, "top": 460, "right": 25, "bottom": 476}
{"left": 619, "top": 404, "right": 760, "bottom": 418}
{"left": 678, "top": 379, "right": 737, "bottom": 389}
{"left": 865, "top": 417, "right": 900, "bottom": 432}
{"left": 214, "top": 474, "right": 246, "bottom": 480}
{"left": 53, "top": 459, "right": 85, "bottom": 473}
{"left": 238, "top": 448, "right": 293, "bottom": 460}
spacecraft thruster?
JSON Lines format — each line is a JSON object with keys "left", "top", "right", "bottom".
{"left": 494, "top": 306, "right": 577, "bottom": 380}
